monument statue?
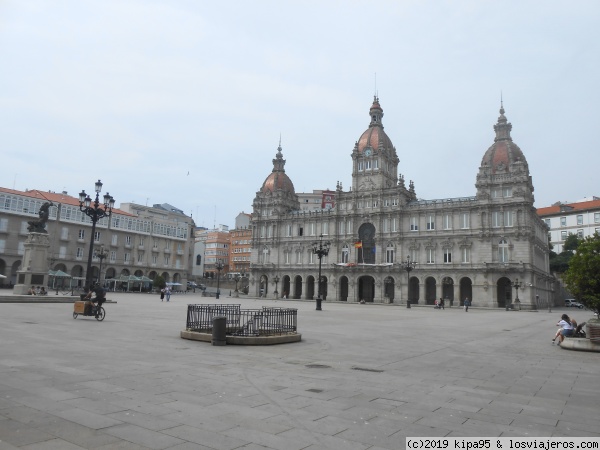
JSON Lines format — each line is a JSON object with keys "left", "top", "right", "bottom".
{"left": 27, "top": 202, "right": 53, "bottom": 233}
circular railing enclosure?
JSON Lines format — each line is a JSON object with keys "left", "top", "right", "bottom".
{"left": 181, "top": 304, "right": 301, "bottom": 345}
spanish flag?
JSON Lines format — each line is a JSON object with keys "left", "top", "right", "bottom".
{"left": 354, "top": 241, "right": 362, "bottom": 248}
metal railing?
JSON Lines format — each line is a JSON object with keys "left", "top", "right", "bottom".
{"left": 186, "top": 304, "right": 297, "bottom": 337}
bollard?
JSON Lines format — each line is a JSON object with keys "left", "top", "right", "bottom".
{"left": 406, "top": 300, "right": 411, "bottom": 309}
{"left": 211, "top": 316, "right": 226, "bottom": 346}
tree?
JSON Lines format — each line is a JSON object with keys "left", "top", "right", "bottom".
{"left": 563, "top": 233, "right": 600, "bottom": 316}
{"left": 549, "top": 233, "right": 582, "bottom": 273}
{"left": 153, "top": 275, "right": 166, "bottom": 290}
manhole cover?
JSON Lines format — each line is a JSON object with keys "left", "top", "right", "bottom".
{"left": 352, "top": 367, "right": 383, "bottom": 373}
{"left": 305, "top": 364, "right": 331, "bottom": 369}
{"left": 306, "top": 388, "right": 323, "bottom": 393}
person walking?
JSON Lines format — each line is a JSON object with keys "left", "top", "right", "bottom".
{"left": 160, "top": 288, "right": 165, "bottom": 301}
{"left": 165, "top": 286, "right": 171, "bottom": 302}
{"left": 464, "top": 297, "right": 470, "bottom": 312}
{"left": 439, "top": 297, "right": 445, "bottom": 310}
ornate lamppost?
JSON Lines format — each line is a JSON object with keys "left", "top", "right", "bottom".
{"left": 311, "top": 235, "right": 330, "bottom": 311}
{"left": 94, "top": 245, "right": 109, "bottom": 284}
{"left": 400, "top": 255, "right": 417, "bottom": 308}
{"left": 273, "top": 275, "right": 280, "bottom": 299}
{"left": 511, "top": 278, "right": 522, "bottom": 311}
{"left": 79, "top": 180, "right": 114, "bottom": 290}
{"left": 215, "top": 261, "right": 224, "bottom": 299}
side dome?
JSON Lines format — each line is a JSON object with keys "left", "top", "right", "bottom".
{"left": 260, "top": 145, "right": 296, "bottom": 194}
{"left": 356, "top": 96, "right": 395, "bottom": 154}
{"left": 480, "top": 104, "right": 528, "bottom": 174}
{"left": 261, "top": 172, "right": 295, "bottom": 194}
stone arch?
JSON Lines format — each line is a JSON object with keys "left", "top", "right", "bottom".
{"left": 307, "top": 275, "right": 315, "bottom": 299}
{"left": 293, "top": 275, "right": 302, "bottom": 299}
{"left": 320, "top": 276, "right": 328, "bottom": 300}
{"left": 409, "top": 276, "right": 420, "bottom": 304}
{"left": 282, "top": 275, "right": 291, "bottom": 298}
{"left": 384, "top": 276, "right": 395, "bottom": 302}
{"left": 105, "top": 267, "right": 117, "bottom": 279}
{"left": 358, "top": 275, "right": 375, "bottom": 302}
{"left": 53, "top": 263, "right": 67, "bottom": 272}
{"left": 339, "top": 276, "right": 349, "bottom": 301}
{"left": 442, "top": 276, "right": 454, "bottom": 302}
{"left": 425, "top": 277, "right": 437, "bottom": 305}
{"left": 497, "top": 276, "right": 512, "bottom": 308}
{"left": 459, "top": 277, "right": 473, "bottom": 305}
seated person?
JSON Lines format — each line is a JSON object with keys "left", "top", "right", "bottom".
{"left": 553, "top": 314, "right": 574, "bottom": 344}
{"left": 27, "top": 286, "right": 37, "bottom": 295}
{"left": 39, "top": 286, "right": 47, "bottom": 295}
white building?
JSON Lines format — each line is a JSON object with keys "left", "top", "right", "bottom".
{"left": 537, "top": 197, "right": 600, "bottom": 253}
{"left": 249, "top": 98, "right": 553, "bottom": 309}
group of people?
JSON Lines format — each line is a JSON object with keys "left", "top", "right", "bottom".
{"left": 160, "top": 286, "right": 172, "bottom": 301}
{"left": 27, "top": 286, "right": 47, "bottom": 295}
{"left": 434, "top": 297, "right": 471, "bottom": 311}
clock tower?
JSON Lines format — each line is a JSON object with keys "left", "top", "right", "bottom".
{"left": 351, "top": 97, "right": 400, "bottom": 193}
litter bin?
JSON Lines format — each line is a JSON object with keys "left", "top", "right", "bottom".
{"left": 212, "top": 316, "right": 226, "bottom": 346}
{"left": 316, "top": 297, "right": 322, "bottom": 311}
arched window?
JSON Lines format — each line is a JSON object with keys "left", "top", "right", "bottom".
{"left": 196, "top": 255, "right": 201, "bottom": 266}
{"left": 499, "top": 238, "right": 509, "bottom": 263}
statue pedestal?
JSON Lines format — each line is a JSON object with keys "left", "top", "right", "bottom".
{"left": 13, "top": 233, "right": 50, "bottom": 295}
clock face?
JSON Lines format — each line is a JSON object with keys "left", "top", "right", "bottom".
{"left": 364, "top": 148, "right": 372, "bottom": 156}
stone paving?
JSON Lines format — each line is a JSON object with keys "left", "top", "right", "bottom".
{"left": 1, "top": 292, "right": 599, "bottom": 449}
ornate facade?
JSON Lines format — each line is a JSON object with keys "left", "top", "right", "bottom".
{"left": 250, "top": 98, "right": 553, "bottom": 309}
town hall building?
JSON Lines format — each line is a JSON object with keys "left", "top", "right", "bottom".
{"left": 249, "top": 97, "right": 553, "bottom": 309}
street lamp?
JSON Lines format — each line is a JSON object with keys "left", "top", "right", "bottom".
{"left": 94, "top": 245, "right": 109, "bottom": 284}
{"left": 215, "top": 261, "right": 224, "bottom": 299}
{"left": 79, "top": 180, "right": 114, "bottom": 289}
{"left": 400, "top": 255, "right": 417, "bottom": 308}
{"left": 273, "top": 275, "right": 280, "bottom": 299}
{"left": 311, "top": 234, "right": 330, "bottom": 311}
{"left": 510, "top": 278, "right": 522, "bottom": 311}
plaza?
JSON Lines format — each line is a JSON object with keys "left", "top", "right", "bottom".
{"left": 1, "top": 293, "right": 599, "bottom": 449}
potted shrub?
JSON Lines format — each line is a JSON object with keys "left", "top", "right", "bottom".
{"left": 563, "top": 233, "right": 600, "bottom": 342}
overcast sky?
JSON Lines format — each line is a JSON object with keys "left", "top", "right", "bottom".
{"left": 1, "top": 1, "right": 599, "bottom": 228}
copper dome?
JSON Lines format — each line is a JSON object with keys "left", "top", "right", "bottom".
{"left": 356, "top": 97, "right": 395, "bottom": 154}
{"left": 260, "top": 144, "right": 296, "bottom": 194}
{"left": 261, "top": 171, "right": 295, "bottom": 194}
{"left": 480, "top": 104, "right": 527, "bottom": 173}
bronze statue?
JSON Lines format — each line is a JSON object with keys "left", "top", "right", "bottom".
{"left": 27, "top": 202, "right": 53, "bottom": 233}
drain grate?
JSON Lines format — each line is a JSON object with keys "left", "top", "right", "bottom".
{"left": 22, "top": 322, "right": 38, "bottom": 324}
{"left": 305, "top": 364, "right": 331, "bottom": 369}
{"left": 306, "top": 388, "right": 323, "bottom": 393}
{"left": 352, "top": 367, "right": 383, "bottom": 373}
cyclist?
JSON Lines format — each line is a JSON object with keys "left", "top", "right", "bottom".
{"left": 84, "top": 283, "right": 107, "bottom": 317}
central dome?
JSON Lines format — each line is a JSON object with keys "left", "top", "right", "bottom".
{"left": 356, "top": 97, "right": 395, "bottom": 154}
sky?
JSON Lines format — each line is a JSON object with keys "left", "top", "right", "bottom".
{"left": 1, "top": 1, "right": 599, "bottom": 229}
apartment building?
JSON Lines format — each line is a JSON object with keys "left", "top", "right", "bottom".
{"left": 0, "top": 187, "right": 195, "bottom": 287}
{"left": 537, "top": 197, "right": 600, "bottom": 253}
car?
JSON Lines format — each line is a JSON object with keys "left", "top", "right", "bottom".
{"left": 565, "top": 299, "right": 584, "bottom": 309}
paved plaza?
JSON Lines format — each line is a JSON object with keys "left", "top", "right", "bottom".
{"left": 1, "top": 293, "right": 599, "bottom": 449}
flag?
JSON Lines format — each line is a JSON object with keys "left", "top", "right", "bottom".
{"left": 354, "top": 241, "right": 362, "bottom": 248}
